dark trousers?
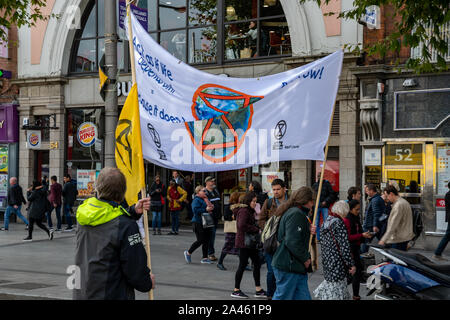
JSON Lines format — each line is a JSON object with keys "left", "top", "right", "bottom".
{"left": 188, "top": 222, "right": 212, "bottom": 259}
{"left": 47, "top": 205, "right": 62, "bottom": 230}
{"left": 351, "top": 246, "right": 363, "bottom": 297}
{"left": 234, "top": 248, "right": 261, "bottom": 289}
{"left": 435, "top": 223, "right": 450, "bottom": 256}
{"left": 28, "top": 217, "right": 50, "bottom": 238}
{"left": 389, "top": 241, "right": 409, "bottom": 251}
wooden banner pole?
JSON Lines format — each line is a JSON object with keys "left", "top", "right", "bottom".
{"left": 127, "top": 1, "right": 153, "bottom": 300}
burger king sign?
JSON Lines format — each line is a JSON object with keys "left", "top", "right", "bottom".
{"left": 27, "top": 130, "right": 41, "bottom": 149}
{"left": 77, "top": 122, "right": 98, "bottom": 147}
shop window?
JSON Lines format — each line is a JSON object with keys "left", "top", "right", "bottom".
{"left": 70, "top": 0, "right": 126, "bottom": 73}
{"left": 437, "top": 143, "right": 450, "bottom": 196}
{"left": 66, "top": 108, "right": 104, "bottom": 164}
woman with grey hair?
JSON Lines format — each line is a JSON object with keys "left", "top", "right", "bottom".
{"left": 313, "top": 200, "right": 356, "bottom": 300}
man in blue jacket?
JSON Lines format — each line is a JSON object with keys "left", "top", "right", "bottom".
{"left": 361, "top": 184, "right": 385, "bottom": 253}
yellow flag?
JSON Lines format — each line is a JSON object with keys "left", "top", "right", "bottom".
{"left": 115, "top": 83, "right": 145, "bottom": 205}
{"left": 98, "top": 54, "right": 108, "bottom": 101}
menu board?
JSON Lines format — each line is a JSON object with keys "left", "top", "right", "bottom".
{"left": 77, "top": 170, "right": 98, "bottom": 198}
{"left": 0, "top": 173, "right": 7, "bottom": 204}
{"left": 437, "top": 146, "right": 450, "bottom": 195}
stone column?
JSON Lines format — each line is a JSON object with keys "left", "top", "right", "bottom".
{"left": 48, "top": 104, "right": 65, "bottom": 182}
{"left": 291, "top": 160, "right": 311, "bottom": 190}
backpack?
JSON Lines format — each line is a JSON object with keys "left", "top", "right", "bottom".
{"left": 261, "top": 214, "right": 281, "bottom": 255}
{"left": 412, "top": 207, "right": 424, "bottom": 241}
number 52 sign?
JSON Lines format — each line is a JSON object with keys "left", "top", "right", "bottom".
{"left": 385, "top": 144, "right": 423, "bottom": 165}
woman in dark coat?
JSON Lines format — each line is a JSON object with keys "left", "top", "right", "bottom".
{"left": 343, "top": 200, "right": 373, "bottom": 300}
{"left": 24, "top": 180, "right": 53, "bottom": 241}
{"left": 231, "top": 191, "right": 266, "bottom": 299}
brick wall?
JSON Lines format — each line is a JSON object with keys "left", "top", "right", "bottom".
{"left": 0, "top": 24, "right": 18, "bottom": 104}
{"left": 363, "top": 4, "right": 410, "bottom": 65}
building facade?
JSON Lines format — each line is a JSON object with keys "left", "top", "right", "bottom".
{"left": 353, "top": 4, "right": 450, "bottom": 249}
{"left": 14, "top": 0, "right": 362, "bottom": 222}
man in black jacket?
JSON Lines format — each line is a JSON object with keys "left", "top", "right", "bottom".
{"left": 62, "top": 174, "right": 78, "bottom": 232}
{"left": 312, "top": 173, "right": 337, "bottom": 241}
{"left": 73, "top": 167, "right": 154, "bottom": 300}
{"left": 433, "top": 182, "right": 450, "bottom": 261}
{"left": 205, "top": 176, "right": 221, "bottom": 261}
{"left": 2, "top": 177, "right": 29, "bottom": 231}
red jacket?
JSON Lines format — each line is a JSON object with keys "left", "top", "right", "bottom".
{"left": 234, "top": 205, "right": 260, "bottom": 249}
{"left": 48, "top": 182, "right": 62, "bottom": 206}
{"left": 343, "top": 214, "right": 364, "bottom": 247}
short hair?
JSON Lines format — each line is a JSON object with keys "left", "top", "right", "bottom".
{"left": 384, "top": 185, "right": 399, "bottom": 196}
{"left": 64, "top": 174, "right": 71, "bottom": 180}
{"left": 367, "top": 184, "right": 377, "bottom": 193}
{"left": 274, "top": 187, "right": 314, "bottom": 217}
{"left": 194, "top": 185, "right": 204, "bottom": 194}
{"left": 331, "top": 200, "right": 350, "bottom": 218}
{"left": 271, "top": 178, "right": 286, "bottom": 188}
{"left": 242, "top": 191, "right": 257, "bottom": 207}
{"left": 347, "top": 186, "right": 360, "bottom": 201}
{"left": 348, "top": 199, "right": 360, "bottom": 211}
{"left": 51, "top": 176, "right": 57, "bottom": 182}
{"left": 95, "top": 167, "right": 127, "bottom": 202}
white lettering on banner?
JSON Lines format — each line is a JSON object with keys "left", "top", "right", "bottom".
{"left": 0, "top": 120, "right": 4, "bottom": 128}
{"left": 127, "top": 11, "right": 343, "bottom": 172}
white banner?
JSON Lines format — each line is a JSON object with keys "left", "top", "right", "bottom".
{"left": 127, "top": 12, "right": 343, "bottom": 172}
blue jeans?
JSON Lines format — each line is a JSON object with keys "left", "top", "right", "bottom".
{"left": 315, "top": 207, "right": 328, "bottom": 241}
{"left": 208, "top": 225, "right": 217, "bottom": 256}
{"left": 47, "top": 205, "right": 62, "bottom": 229}
{"left": 152, "top": 211, "right": 162, "bottom": 230}
{"left": 273, "top": 267, "right": 311, "bottom": 300}
{"left": 435, "top": 223, "right": 450, "bottom": 256}
{"left": 170, "top": 211, "right": 180, "bottom": 232}
{"left": 63, "top": 204, "right": 73, "bottom": 228}
{"left": 264, "top": 252, "right": 276, "bottom": 298}
{"left": 4, "top": 205, "right": 28, "bottom": 229}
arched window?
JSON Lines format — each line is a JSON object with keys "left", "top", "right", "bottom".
{"left": 70, "top": 0, "right": 125, "bottom": 73}
{"left": 70, "top": 0, "right": 291, "bottom": 72}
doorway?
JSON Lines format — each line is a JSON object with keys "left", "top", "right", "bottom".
{"left": 34, "top": 150, "right": 49, "bottom": 183}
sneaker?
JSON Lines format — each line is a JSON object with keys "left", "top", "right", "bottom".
{"left": 158, "top": 230, "right": 162, "bottom": 235}
{"left": 433, "top": 254, "right": 448, "bottom": 261}
{"left": 0, "top": 227, "right": 8, "bottom": 231}
{"left": 217, "top": 263, "right": 226, "bottom": 271}
{"left": 353, "top": 295, "right": 361, "bottom": 300}
{"left": 245, "top": 265, "right": 252, "bottom": 271}
{"left": 174, "top": 232, "right": 179, "bottom": 235}
{"left": 23, "top": 237, "right": 32, "bottom": 242}
{"left": 231, "top": 290, "right": 249, "bottom": 299}
{"left": 64, "top": 227, "right": 74, "bottom": 232}
{"left": 208, "top": 255, "right": 217, "bottom": 261}
{"left": 184, "top": 251, "right": 192, "bottom": 264}
{"left": 254, "top": 289, "right": 267, "bottom": 298}
{"left": 25, "top": 225, "right": 29, "bottom": 230}
{"left": 153, "top": 230, "right": 157, "bottom": 235}
{"left": 168, "top": 231, "right": 176, "bottom": 235}
{"left": 200, "top": 258, "right": 213, "bottom": 264}
{"left": 55, "top": 228, "right": 62, "bottom": 232}
{"left": 49, "top": 230, "right": 54, "bottom": 240}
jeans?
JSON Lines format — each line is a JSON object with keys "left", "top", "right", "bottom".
{"left": 208, "top": 225, "right": 217, "bottom": 256}
{"left": 273, "top": 267, "right": 311, "bottom": 300}
{"left": 63, "top": 204, "right": 73, "bottom": 228}
{"left": 170, "top": 210, "right": 180, "bottom": 232}
{"left": 389, "top": 241, "right": 409, "bottom": 251}
{"left": 435, "top": 223, "right": 450, "bottom": 256}
{"left": 4, "top": 205, "right": 28, "bottom": 229}
{"left": 315, "top": 207, "right": 328, "bottom": 241}
{"left": 264, "top": 252, "right": 276, "bottom": 298}
{"left": 47, "top": 205, "right": 62, "bottom": 230}
{"left": 152, "top": 211, "right": 162, "bottom": 230}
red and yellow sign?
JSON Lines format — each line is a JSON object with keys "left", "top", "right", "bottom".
{"left": 77, "top": 122, "right": 97, "bottom": 147}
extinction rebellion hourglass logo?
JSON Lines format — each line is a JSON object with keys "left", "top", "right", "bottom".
{"left": 185, "top": 84, "right": 264, "bottom": 163}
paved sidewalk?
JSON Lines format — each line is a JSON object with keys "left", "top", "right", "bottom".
{"left": 0, "top": 222, "right": 447, "bottom": 300}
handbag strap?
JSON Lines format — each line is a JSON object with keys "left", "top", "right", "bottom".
{"left": 328, "top": 226, "right": 350, "bottom": 270}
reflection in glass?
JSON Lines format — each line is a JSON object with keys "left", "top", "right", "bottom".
{"left": 225, "top": 22, "right": 256, "bottom": 60}
{"left": 148, "top": 0, "right": 157, "bottom": 31}
{"left": 189, "top": 0, "right": 217, "bottom": 26}
{"left": 260, "top": 0, "right": 283, "bottom": 17}
{"left": 159, "top": 0, "right": 187, "bottom": 30}
{"left": 98, "top": 0, "right": 104, "bottom": 36}
{"left": 74, "top": 39, "right": 96, "bottom": 72}
{"left": 161, "top": 31, "right": 187, "bottom": 61}
{"left": 81, "top": 4, "right": 96, "bottom": 38}
{"left": 386, "top": 170, "right": 422, "bottom": 193}
{"left": 225, "top": 0, "right": 257, "bottom": 22}
{"left": 97, "top": 38, "right": 105, "bottom": 68}
{"left": 259, "top": 18, "right": 291, "bottom": 56}
{"left": 189, "top": 27, "right": 217, "bottom": 63}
